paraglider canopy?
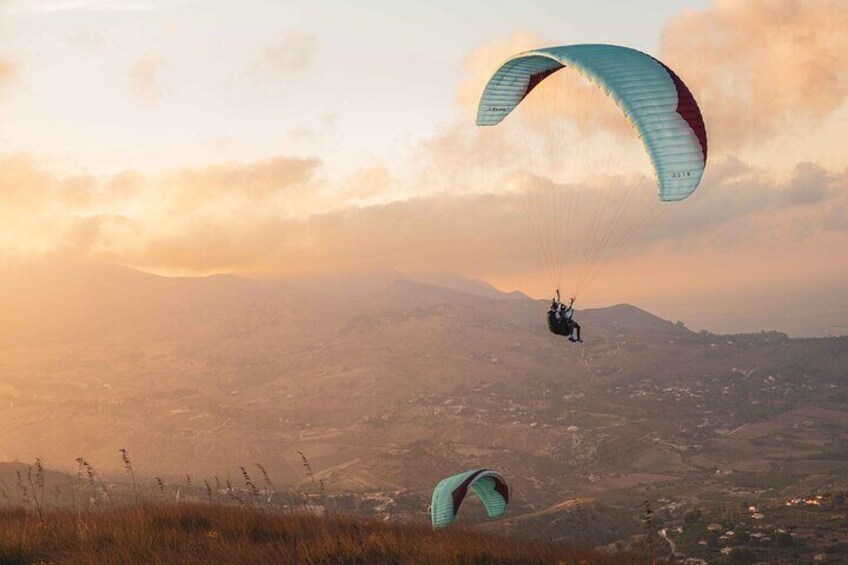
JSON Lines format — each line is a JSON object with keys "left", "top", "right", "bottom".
{"left": 430, "top": 469, "right": 509, "bottom": 529}
{"left": 477, "top": 44, "right": 707, "bottom": 201}
{"left": 474, "top": 43, "right": 708, "bottom": 298}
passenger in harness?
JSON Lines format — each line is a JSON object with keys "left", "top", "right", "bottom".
{"left": 547, "top": 291, "right": 582, "bottom": 343}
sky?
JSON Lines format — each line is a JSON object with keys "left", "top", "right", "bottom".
{"left": 0, "top": 0, "right": 847, "bottom": 335}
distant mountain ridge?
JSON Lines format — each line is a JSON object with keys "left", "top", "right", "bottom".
{"left": 0, "top": 258, "right": 660, "bottom": 348}
{"left": 287, "top": 269, "right": 529, "bottom": 302}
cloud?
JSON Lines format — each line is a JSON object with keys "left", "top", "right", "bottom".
{"left": 0, "top": 152, "right": 328, "bottom": 266}
{"left": 0, "top": 150, "right": 844, "bottom": 298}
{"left": 61, "top": 213, "right": 137, "bottom": 256}
{"left": 58, "top": 174, "right": 100, "bottom": 209}
{"left": 781, "top": 161, "right": 832, "bottom": 206}
{"left": 344, "top": 165, "right": 394, "bottom": 202}
{"left": 190, "top": 157, "right": 846, "bottom": 279}
{"left": 416, "top": 122, "right": 519, "bottom": 194}
{"left": 262, "top": 30, "right": 315, "bottom": 76}
{"left": 660, "top": 0, "right": 848, "bottom": 150}
{"left": 104, "top": 170, "right": 144, "bottom": 201}
{"left": 0, "top": 154, "right": 55, "bottom": 214}
{"left": 657, "top": 159, "right": 847, "bottom": 249}
{"left": 0, "top": 154, "right": 145, "bottom": 255}
{"left": 823, "top": 205, "right": 848, "bottom": 231}
{"left": 130, "top": 54, "right": 163, "bottom": 105}
{"left": 154, "top": 156, "right": 323, "bottom": 217}
{"left": 132, "top": 215, "right": 294, "bottom": 272}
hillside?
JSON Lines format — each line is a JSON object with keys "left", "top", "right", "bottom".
{"left": 0, "top": 258, "right": 846, "bottom": 560}
{"left": 0, "top": 503, "right": 647, "bottom": 565}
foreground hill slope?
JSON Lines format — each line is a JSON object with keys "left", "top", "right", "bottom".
{"left": 0, "top": 503, "right": 647, "bottom": 565}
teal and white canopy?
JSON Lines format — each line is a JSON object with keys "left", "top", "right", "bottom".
{"left": 430, "top": 469, "right": 509, "bottom": 530}
{"left": 477, "top": 44, "right": 707, "bottom": 201}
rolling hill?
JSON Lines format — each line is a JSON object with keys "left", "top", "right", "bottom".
{"left": 0, "top": 257, "right": 846, "bottom": 555}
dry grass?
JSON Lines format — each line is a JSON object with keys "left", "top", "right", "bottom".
{"left": 0, "top": 503, "right": 648, "bottom": 564}
{"left": 0, "top": 453, "right": 657, "bottom": 563}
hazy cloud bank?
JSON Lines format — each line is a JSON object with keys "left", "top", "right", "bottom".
{"left": 0, "top": 152, "right": 843, "bottom": 284}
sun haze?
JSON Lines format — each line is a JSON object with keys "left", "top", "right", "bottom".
{"left": 1, "top": 0, "right": 846, "bottom": 334}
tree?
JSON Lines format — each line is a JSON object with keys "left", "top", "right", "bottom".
{"left": 730, "top": 548, "right": 758, "bottom": 564}
{"left": 684, "top": 508, "right": 702, "bottom": 524}
{"left": 775, "top": 532, "right": 794, "bottom": 548}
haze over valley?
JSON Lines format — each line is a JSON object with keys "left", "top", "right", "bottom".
{"left": 2, "top": 259, "right": 847, "bottom": 561}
